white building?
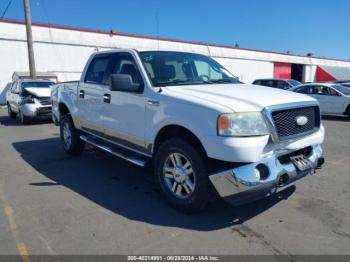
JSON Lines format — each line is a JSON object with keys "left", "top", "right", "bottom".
{"left": 1, "top": 18, "right": 350, "bottom": 104}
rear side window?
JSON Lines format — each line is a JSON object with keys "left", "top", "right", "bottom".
{"left": 311, "top": 85, "right": 329, "bottom": 95}
{"left": 265, "top": 80, "right": 275, "bottom": 87}
{"left": 296, "top": 86, "right": 312, "bottom": 94}
{"left": 276, "top": 80, "right": 287, "bottom": 89}
{"left": 85, "top": 57, "right": 110, "bottom": 84}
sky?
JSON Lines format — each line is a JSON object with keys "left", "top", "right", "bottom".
{"left": 1, "top": 0, "right": 350, "bottom": 60}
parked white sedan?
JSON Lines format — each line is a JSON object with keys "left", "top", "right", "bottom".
{"left": 291, "top": 83, "right": 350, "bottom": 118}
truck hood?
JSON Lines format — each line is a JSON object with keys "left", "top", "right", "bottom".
{"left": 24, "top": 87, "right": 51, "bottom": 98}
{"left": 164, "top": 84, "right": 316, "bottom": 112}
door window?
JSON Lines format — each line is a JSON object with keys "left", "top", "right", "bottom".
{"left": 108, "top": 53, "right": 144, "bottom": 90}
{"left": 264, "top": 80, "right": 275, "bottom": 87}
{"left": 328, "top": 88, "right": 339, "bottom": 96}
{"left": 296, "top": 86, "right": 313, "bottom": 94}
{"left": 276, "top": 80, "right": 287, "bottom": 89}
{"left": 85, "top": 57, "right": 110, "bottom": 84}
{"left": 311, "top": 85, "right": 329, "bottom": 95}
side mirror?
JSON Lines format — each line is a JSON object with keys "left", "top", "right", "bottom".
{"left": 110, "top": 74, "right": 140, "bottom": 93}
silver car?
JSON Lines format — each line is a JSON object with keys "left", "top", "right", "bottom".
{"left": 6, "top": 79, "right": 54, "bottom": 124}
{"left": 290, "top": 83, "right": 350, "bottom": 119}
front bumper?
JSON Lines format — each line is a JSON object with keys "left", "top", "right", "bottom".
{"left": 20, "top": 104, "right": 52, "bottom": 118}
{"left": 209, "top": 144, "right": 324, "bottom": 205}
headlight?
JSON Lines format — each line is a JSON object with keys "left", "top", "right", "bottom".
{"left": 217, "top": 112, "right": 269, "bottom": 137}
{"left": 21, "top": 96, "right": 35, "bottom": 104}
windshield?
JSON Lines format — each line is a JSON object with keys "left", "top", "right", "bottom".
{"left": 332, "top": 84, "right": 350, "bottom": 96}
{"left": 139, "top": 51, "right": 241, "bottom": 87}
{"left": 287, "top": 80, "right": 302, "bottom": 87}
{"left": 21, "top": 81, "right": 54, "bottom": 88}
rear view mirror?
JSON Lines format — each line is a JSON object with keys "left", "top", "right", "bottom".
{"left": 110, "top": 74, "right": 140, "bottom": 93}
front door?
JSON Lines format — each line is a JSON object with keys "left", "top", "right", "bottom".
{"left": 323, "top": 87, "right": 346, "bottom": 114}
{"left": 102, "top": 52, "right": 147, "bottom": 153}
{"left": 10, "top": 82, "right": 21, "bottom": 113}
{"left": 309, "top": 85, "right": 329, "bottom": 113}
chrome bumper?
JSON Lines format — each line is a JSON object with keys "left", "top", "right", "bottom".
{"left": 21, "top": 104, "right": 52, "bottom": 117}
{"left": 209, "top": 144, "right": 324, "bottom": 205}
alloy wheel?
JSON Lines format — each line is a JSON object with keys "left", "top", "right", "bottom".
{"left": 163, "top": 152, "right": 196, "bottom": 199}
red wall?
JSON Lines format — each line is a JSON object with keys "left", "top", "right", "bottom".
{"left": 316, "top": 66, "right": 336, "bottom": 82}
{"left": 274, "top": 62, "right": 291, "bottom": 79}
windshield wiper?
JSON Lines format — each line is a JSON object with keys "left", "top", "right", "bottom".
{"left": 207, "top": 79, "right": 233, "bottom": 84}
{"left": 155, "top": 79, "right": 190, "bottom": 86}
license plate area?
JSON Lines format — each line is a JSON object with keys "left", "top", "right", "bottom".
{"left": 290, "top": 154, "right": 313, "bottom": 171}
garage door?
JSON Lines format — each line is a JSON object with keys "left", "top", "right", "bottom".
{"left": 274, "top": 62, "right": 291, "bottom": 79}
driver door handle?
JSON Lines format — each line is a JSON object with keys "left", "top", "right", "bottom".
{"left": 79, "top": 90, "right": 85, "bottom": 99}
{"left": 147, "top": 100, "right": 160, "bottom": 106}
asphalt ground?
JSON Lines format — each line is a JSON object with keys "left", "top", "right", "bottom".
{"left": 0, "top": 107, "right": 349, "bottom": 256}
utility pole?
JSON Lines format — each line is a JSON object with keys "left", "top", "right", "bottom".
{"left": 23, "top": 0, "right": 36, "bottom": 78}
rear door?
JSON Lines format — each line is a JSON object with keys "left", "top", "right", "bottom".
{"left": 77, "top": 54, "right": 110, "bottom": 136}
{"left": 102, "top": 51, "right": 148, "bottom": 153}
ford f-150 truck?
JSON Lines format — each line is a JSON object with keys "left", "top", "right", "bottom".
{"left": 51, "top": 49, "right": 325, "bottom": 212}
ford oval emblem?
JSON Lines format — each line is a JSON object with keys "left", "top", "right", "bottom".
{"left": 295, "top": 116, "right": 308, "bottom": 126}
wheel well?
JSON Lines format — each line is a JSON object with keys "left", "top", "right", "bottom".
{"left": 59, "top": 103, "right": 70, "bottom": 116}
{"left": 345, "top": 104, "right": 350, "bottom": 115}
{"left": 153, "top": 125, "right": 207, "bottom": 157}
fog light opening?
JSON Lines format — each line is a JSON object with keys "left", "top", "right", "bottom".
{"left": 278, "top": 173, "right": 289, "bottom": 187}
{"left": 254, "top": 164, "right": 269, "bottom": 181}
{"left": 317, "top": 157, "right": 325, "bottom": 168}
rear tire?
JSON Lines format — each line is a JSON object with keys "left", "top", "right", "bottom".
{"left": 60, "top": 115, "right": 85, "bottom": 155}
{"left": 154, "top": 138, "right": 211, "bottom": 213}
{"left": 7, "top": 104, "right": 17, "bottom": 119}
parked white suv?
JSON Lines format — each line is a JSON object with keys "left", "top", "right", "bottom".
{"left": 51, "top": 49, "right": 325, "bottom": 212}
{"left": 6, "top": 79, "right": 54, "bottom": 124}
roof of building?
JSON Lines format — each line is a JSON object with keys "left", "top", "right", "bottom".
{"left": 1, "top": 18, "right": 349, "bottom": 64}
{"left": 12, "top": 71, "right": 57, "bottom": 81}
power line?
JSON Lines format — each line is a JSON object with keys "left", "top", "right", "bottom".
{"left": 0, "top": 0, "right": 13, "bottom": 20}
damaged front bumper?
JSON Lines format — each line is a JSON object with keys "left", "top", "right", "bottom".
{"left": 20, "top": 103, "right": 52, "bottom": 118}
{"left": 209, "top": 144, "right": 324, "bottom": 205}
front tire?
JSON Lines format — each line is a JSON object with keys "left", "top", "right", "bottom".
{"left": 7, "top": 104, "right": 17, "bottom": 119}
{"left": 19, "top": 110, "right": 29, "bottom": 125}
{"left": 60, "top": 115, "right": 85, "bottom": 155}
{"left": 346, "top": 106, "right": 350, "bottom": 120}
{"left": 154, "top": 138, "right": 211, "bottom": 213}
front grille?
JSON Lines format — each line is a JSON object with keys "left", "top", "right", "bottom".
{"left": 271, "top": 106, "right": 320, "bottom": 140}
{"left": 37, "top": 107, "right": 52, "bottom": 115}
{"left": 37, "top": 97, "right": 51, "bottom": 105}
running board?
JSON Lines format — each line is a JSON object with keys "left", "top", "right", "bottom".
{"left": 80, "top": 135, "right": 148, "bottom": 167}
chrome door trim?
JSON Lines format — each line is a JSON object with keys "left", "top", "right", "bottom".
{"left": 82, "top": 129, "right": 152, "bottom": 157}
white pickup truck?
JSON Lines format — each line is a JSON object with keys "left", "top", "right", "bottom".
{"left": 51, "top": 49, "right": 325, "bottom": 212}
